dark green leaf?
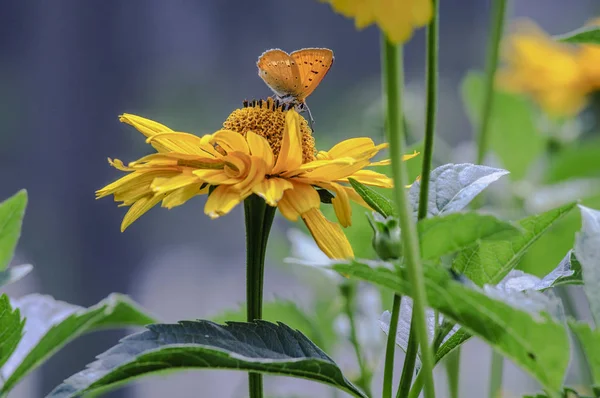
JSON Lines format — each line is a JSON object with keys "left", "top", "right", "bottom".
{"left": 0, "top": 264, "right": 33, "bottom": 289}
{"left": 452, "top": 202, "right": 577, "bottom": 286}
{"left": 575, "top": 205, "right": 600, "bottom": 324}
{"left": 348, "top": 178, "right": 395, "bottom": 218}
{"left": 316, "top": 188, "right": 335, "bottom": 204}
{"left": 0, "top": 190, "right": 27, "bottom": 271}
{"left": 408, "top": 163, "right": 509, "bottom": 217}
{"left": 47, "top": 320, "right": 367, "bottom": 398}
{"left": 419, "top": 212, "right": 522, "bottom": 260}
{"left": 555, "top": 25, "right": 600, "bottom": 44}
{"left": 330, "top": 260, "right": 569, "bottom": 394}
{"left": 461, "top": 72, "right": 544, "bottom": 180}
{"left": 1, "top": 293, "right": 155, "bottom": 394}
{"left": 0, "top": 294, "right": 24, "bottom": 370}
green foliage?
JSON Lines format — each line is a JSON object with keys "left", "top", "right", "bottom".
{"left": 0, "top": 295, "right": 24, "bottom": 370}
{"left": 330, "top": 260, "right": 570, "bottom": 394}
{"left": 554, "top": 25, "right": 600, "bottom": 44}
{"left": 575, "top": 205, "right": 600, "bottom": 324}
{"left": 545, "top": 140, "right": 600, "bottom": 184}
{"left": 0, "top": 264, "right": 33, "bottom": 289}
{"left": 348, "top": 178, "right": 395, "bottom": 218}
{"left": 408, "top": 163, "right": 509, "bottom": 216}
{"left": 419, "top": 212, "right": 522, "bottom": 260}
{"left": 0, "top": 190, "right": 27, "bottom": 271}
{"left": 569, "top": 321, "right": 600, "bottom": 390}
{"left": 461, "top": 71, "right": 544, "bottom": 180}
{"left": 452, "top": 202, "right": 576, "bottom": 286}
{"left": 47, "top": 320, "right": 367, "bottom": 398}
{"left": 1, "top": 293, "right": 156, "bottom": 394}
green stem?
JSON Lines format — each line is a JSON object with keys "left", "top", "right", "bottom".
{"left": 397, "top": 321, "right": 418, "bottom": 397}
{"left": 244, "top": 194, "right": 277, "bottom": 398}
{"left": 382, "top": 294, "right": 402, "bottom": 398}
{"left": 342, "top": 282, "right": 373, "bottom": 397}
{"left": 475, "top": 0, "right": 508, "bottom": 165}
{"left": 488, "top": 351, "right": 504, "bottom": 398}
{"left": 382, "top": 37, "right": 436, "bottom": 398}
{"left": 445, "top": 347, "right": 461, "bottom": 398}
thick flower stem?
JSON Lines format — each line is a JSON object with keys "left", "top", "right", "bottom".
{"left": 382, "top": 294, "right": 401, "bottom": 398}
{"left": 382, "top": 37, "right": 436, "bottom": 398}
{"left": 244, "top": 194, "right": 277, "bottom": 398}
{"left": 475, "top": 0, "right": 508, "bottom": 165}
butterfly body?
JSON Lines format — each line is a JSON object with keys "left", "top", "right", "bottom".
{"left": 257, "top": 48, "right": 334, "bottom": 124}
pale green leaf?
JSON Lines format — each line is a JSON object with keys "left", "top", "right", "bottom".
{"left": 348, "top": 178, "right": 395, "bottom": 218}
{"left": 0, "top": 294, "right": 24, "bottom": 370}
{"left": 47, "top": 321, "right": 367, "bottom": 398}
{"left": 575, "top": 205, "right": 600, "bottom": 324}
{"left": 0, "top": 190, "right": 27, "bottom": 271}
{"left": 555, "top": 25, "right": 600, "bottom": 44}
{"left": 568, "top": 321, "right": 600, "bottom": 388}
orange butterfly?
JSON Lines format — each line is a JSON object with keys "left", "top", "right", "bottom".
{"left": 257, "top": 48, "right": 334, "bottom": 124}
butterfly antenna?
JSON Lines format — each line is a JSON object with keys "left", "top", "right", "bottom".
{"left": 303, "top": 103, "right": 315, "bottom": 131}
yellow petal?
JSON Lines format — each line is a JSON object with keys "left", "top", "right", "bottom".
{"left": 403, "top": 150, "right": 420, "bottom": 161}
{"left": 252, "top": 178, "right": 293, "bottom": 206}
{"left": 193, "top": 169, "right": 239, "bottom": 185}
{"left": 341, "top": 169, "right": 393, "bottom": 188}
{"left": 277, "top": 182, "right": 320, "bottom": 221}
{"left": 146, "top": 132, "right": 220, "bottom": 157}
{"left": 411, "top": 0, "right": 433, "bottom": 26}
{"left": 326, "top": 137, "right": 377, "bottom": 159}
{"left": 281, "top": 158, "right": 355, "bottom": 178}
{"left": 329, "top": 182, "right": 353, "bottom": 227}
{"left": 246, "top": 132, "right": 275, "bottom": 171}
{"left": 121, "top": 193, "right": 165, "bottom": 231}
{"left": 162, "top": 183, "right": 207, "bottom": 209}
{"left": 211, "top": 130, "right": 250, "bottom": 154}
{"left": 272, "top": 110, "right": 303, "bottom": 175}
{"left": 96, "top": 170, "right": 177, "bottom": 199}
{"left": 301, "top": 208, "right": 354, "bottom": 259}
{"left": 204, "top": 185, "right": 245, "bottom": 219}
{"left": 231, "top": 157, "right": 268, "bottom": 195}
{"left": 151, "top": 173, "right": 200, "bottom": 194}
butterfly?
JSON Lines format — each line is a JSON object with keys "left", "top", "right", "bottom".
{"left": 257, "top": 48, "right": 334, "bottom": 125}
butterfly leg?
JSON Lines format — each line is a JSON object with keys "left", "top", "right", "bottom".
{"left": 297, "top": 102, "right": 315, "bottom": 131}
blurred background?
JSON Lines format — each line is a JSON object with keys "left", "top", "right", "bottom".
{"left": 1, "top": 1, "right": 599, "bottom": 397}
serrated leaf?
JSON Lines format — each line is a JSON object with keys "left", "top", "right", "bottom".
{"left": 575, "top": 205, "right": 600, "bottom": 324}
{"left": 47, "top": 320, "right": 367, "bottom": 398}
{"left": 0, "top": 294, "right": 24, "bottom": 370}
{"left": 0, "top": 293, "right": 155, "bottom": 394}
{"left": 568, "top": 321, "right": 600, "bottom": 388}
{"left": 0, "top": 264, "right": 33, "bottom": 289}
{"left": 348, "top": 178, "right": 395, "bottom": 218}
{"left": 419, "top": 212, "right": 522, "bottom": 260}
{"left": 0, "top": 190, "right": 27, "bottom": 271}
{"left": 461, "top": 72, "right": 543, "bottom": 180}
{"left": 408, "top": 163, "right": 509, "bottom": 217}
{"left": 329, "top": 260, "right": 569, "bottom": 394}
{"left": 453, "top": 202, "right": 577, "bottom": 286}
{"left": 554, "top": 25, "right": 600, "bottom": 44}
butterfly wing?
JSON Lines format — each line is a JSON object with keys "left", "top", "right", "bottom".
{"left": 290, "top": 48, "right": 334, "bottom": 102}
{"left": 257, "top": 49, "right": 303, "bottom": 99}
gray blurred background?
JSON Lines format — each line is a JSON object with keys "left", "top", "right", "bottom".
{"left": 1, "top": 1, "right": 598, "bottom": 397}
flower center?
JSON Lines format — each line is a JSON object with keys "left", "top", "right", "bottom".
{"left": 222, "top": 98, "right": 316, "bottom": 163}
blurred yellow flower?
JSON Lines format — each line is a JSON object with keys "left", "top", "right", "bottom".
{"left": 319, "top": 0, "right": 433, "bottom": 44}
{"left": 497, "top": 21, "right": 589, "bottom": 117}
{"left": 577, "top": 18, "right": 600, "bottom": 92}
{"left": 97, "top": 99, "right": 416, "bottom": 259}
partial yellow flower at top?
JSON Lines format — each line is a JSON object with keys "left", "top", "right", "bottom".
{"left": 577, "top": 18, "right": 600, "bottom": 92}
{"left": 319, "top": 0, "right": 433, "bottom": 44}
{"left": 497, "top": 20, "right": 590, "bottom": 118}
{"left": 97, "top": 99, "right": 418, "bottom": 259}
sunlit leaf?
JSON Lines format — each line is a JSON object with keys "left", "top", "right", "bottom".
{"left": 47, "top": 321, "right": 367, "bottom": 398}
{"left": 408, "top": 163, "right": 509, "bottom": 217}
{"left": 0, "top": 190, "right": 27, "bottom": 271}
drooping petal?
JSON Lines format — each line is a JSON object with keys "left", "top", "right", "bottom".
{"left": 151, "top": 173, "right": 200, "bottom": 194}
{"left": 277, "top": 182, "right": 320, "bottom": 221}
{"left": 231, "top": 156, "right": 268, "bottom": 195}
{"left": 301, "top": 208, "right": 354, "bottom": 259}
{"left": 146, "top": 132, "right": 220, "bottom": 157}
{"left": 272, "top": 110, "right": 304, "bottom": 175}
{"left": 246, "top": 131, "right": 275, "bottom": 171}
{"left": 211, "top": 130, "right": 250, "bottom": 155}
{"left": 161, "top": 183, "right": 207, "bottom": 209}
{"left": 96, "top": 170, "right": 177, "bottom": 199}
{"left": 252, "top": 178, "right": 293, "bottom": 206}
{"left": 121, "top": 193, "right": 166, "bottom": 231}
{"left": 204, "top": 185, "right": 246, "bottom": 219}
{"left": 193, "top": 169, "right": 239, "bottom": 185}
{"left": 317, "top": 182, "right": 353, "bottom": 228}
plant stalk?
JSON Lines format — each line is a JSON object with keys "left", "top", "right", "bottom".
{"left": 382, "top": 294, "right": 402, "bottom": 397}
{"left": 244, "top": 194, "right": 277, "bottom": 398}
{"left": 475, "top": 0, "right": 508, "bottom": 165}
{"left": 382, "top": 37, "right": 436, "bottom": 398}
{"left": 446, "top": 347, "right": 461, "bottom": 398}
{"left": 488, "top": 351, "right": 504, "bottom": 398}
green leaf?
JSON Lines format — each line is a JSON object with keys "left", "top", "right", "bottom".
{"left": 408, "top": 163, "right": 509, "bottom": 217}
{"left": 545, "top": 139, "right": 600, "bottom": 183}
{"left": 569, "top": 321, "right": 600, "bottom": 388}
{"left": 461, "top": 72, "right": 544, "bottom": 180}
{"left": 330, "top": 261, "right": 569, "bottom": 395}
{"left": 0, "top": 264, "right": 33, "bottom": 289}
{"left": 434, "top": 329, "right": 470, "bottom": 363}
{"left": 210, "top": 300, "right": 328, "bottom": 350}
{"left": 0, "top": 190, "right": 27, "bottom": 271}
{"left": 452, "top": 202, "right": 577, "bottom": 286}
{"left": 0, "top": 294, "right": 24, "bottom": 370}
{"left": 419, "top": 212, "right": 522, "bottom": 260}
{"left": 47, "top": 320, "right": 367, "bottom": 398}
{"left": 548, "top": 251, "right": 583, "bottom": 288}
{"left": 575, "top": 205, "right": 600, "bottom": 324}
{"left": 555, "top": 25, "right": 600, "bottom": 44}
{"left": 348, "top": 178, "right": 395, "bottom": 218}
{"left": 1, "top": 293, "right": 155, "bottom": 394}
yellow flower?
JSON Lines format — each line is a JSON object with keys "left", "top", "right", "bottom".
{"left": 577, "top": 18, "right": 600, "bottom": 92}
{"left": 97, "top": 99, "right": 417, "bottom": 259}
{"left": 318, "top": 0, "right": 433, "bottom": 44}
{"left": 497, "top": 20, "right": 589, "bottom": 118}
